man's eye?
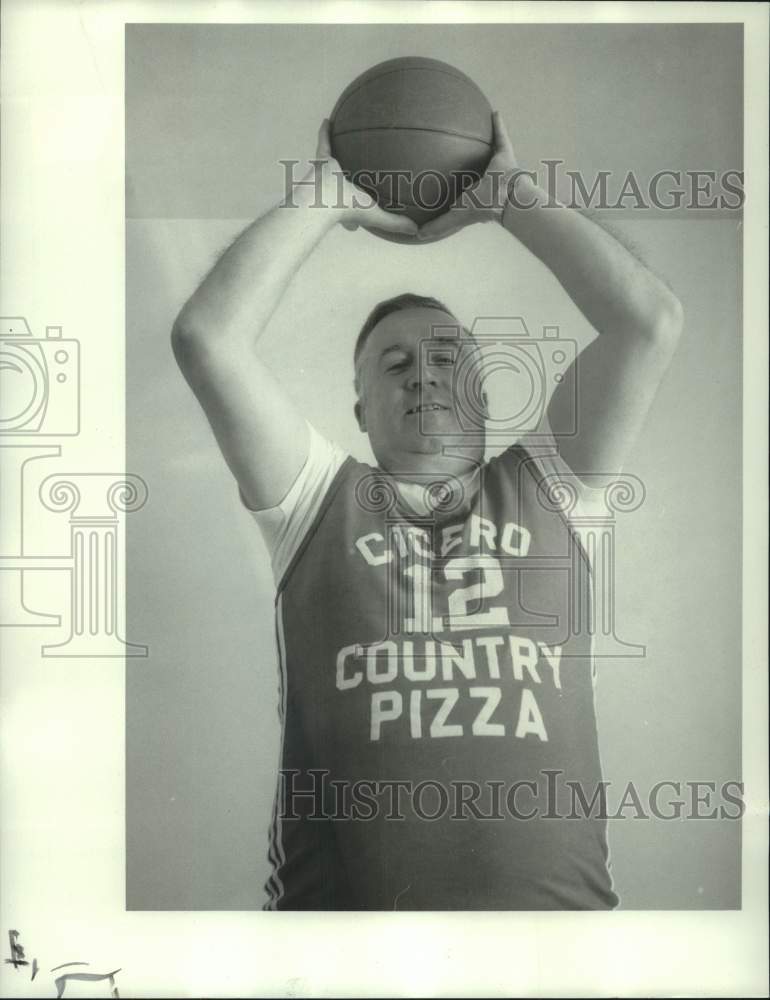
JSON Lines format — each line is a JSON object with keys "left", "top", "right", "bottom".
{"left": 388, "top": 360, "right": 408, "bottom": 372}
{"left": 431, "top": 351, "right": 456, "bottom": 366}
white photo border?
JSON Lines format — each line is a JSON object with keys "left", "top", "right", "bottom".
{"left": 0, "top": 2, "right": 767, "bottom": 997}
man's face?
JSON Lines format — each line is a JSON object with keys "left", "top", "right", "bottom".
{"left": 354, "top": 307, "right": 486, "bottom": 475}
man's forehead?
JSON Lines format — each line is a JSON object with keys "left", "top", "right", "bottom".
{"left": 363, "top": 307, "right": 472, "bottom": 359}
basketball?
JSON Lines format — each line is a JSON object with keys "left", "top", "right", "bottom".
{"left": 330, "top": 57, "right": 494, "bottom": 242}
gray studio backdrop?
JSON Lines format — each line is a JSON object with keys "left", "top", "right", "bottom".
{"left": 126, "top": 23, "right": 742, "bottom": 909}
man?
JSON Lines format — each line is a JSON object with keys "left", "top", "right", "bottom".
{"left": 172, "top": 114, "right": 683, "bottom": 910}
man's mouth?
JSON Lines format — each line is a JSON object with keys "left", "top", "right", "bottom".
{"left": 405, "top": 403, "right": 449, "bottom": 415}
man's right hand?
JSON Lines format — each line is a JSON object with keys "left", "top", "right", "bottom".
{"left": 302, "top": 118, "right": 420, "bottom": 238}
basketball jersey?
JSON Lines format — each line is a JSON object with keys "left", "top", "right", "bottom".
{"left": 264, "top": 443, "right": 619, "bottom": 910}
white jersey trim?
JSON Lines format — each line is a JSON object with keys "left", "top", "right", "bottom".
{"left": 239, "top": 421, "right": 347, "bottom": 586}
{"left": 263, "top": 591, "right": 289, "bottom": 910}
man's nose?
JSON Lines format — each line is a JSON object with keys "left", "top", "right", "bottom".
{"left": 406, "top": 369, "right": 438, "bottom": 390}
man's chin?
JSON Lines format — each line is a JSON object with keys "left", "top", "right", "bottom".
{"left": 377, "top": 435, "right": 484, "bottom": 473}
{"left": 410, "top": 433, "right": 444, "bottom": 454}
{"left": 402, "top": 432, "right": 460, "bottom": 458}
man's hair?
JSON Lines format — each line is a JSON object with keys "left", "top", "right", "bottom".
{"left": 353, "top": 292, "right": 459, "bottom": 395}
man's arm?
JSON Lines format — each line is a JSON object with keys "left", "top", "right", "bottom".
{"left": 171, "top": 121, "right": 417, "bottom": 511}
{"left": 418, "top": 113, "right": 683, "bottom": 485}
{"left": 501, "top": 174, "right": 683, "bottom": 485}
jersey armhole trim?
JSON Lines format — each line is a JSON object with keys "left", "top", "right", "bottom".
{"left": 513, "top": 442, "right": 595, "bottom": 585}
{"left": 514, "top": 442, "right": 600, "bottom": 690}
{"left": 274, "top": 454, "right": 357, "bottom": 600}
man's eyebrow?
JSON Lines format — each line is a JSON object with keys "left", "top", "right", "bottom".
{"left": 377, "top": 333, "right": 470, "bottom": 360}
{"left": 379, "top": 344, "right": 408, "bottom": 359}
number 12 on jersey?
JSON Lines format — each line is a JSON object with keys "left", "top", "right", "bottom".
{"left": 402, "top": 555, "right": 511, "bottom": 634}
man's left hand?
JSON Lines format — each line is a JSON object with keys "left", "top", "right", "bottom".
{"left": 417, "top": 110, "right": 518, "bottom": 241}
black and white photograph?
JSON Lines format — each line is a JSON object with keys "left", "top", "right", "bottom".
{"left": 2, "top": 2, "right": 768, "bottom": 997}
{"left": 127, "top": 19, "right": 745, "bottom": 913}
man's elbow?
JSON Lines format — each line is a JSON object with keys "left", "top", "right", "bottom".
{"left": 646, "top": 291, "right": 684, "bottom": 354}
{"left": 171, "top": 313, "right": 198, "bottom": 364}
{"left": 171, "top": 295, "right": 204, "bottom": 345}
{"left": 170, "top": 310, "right": 218, "bottom": 380}
{"left": 171, "top": 312, "right": 252, "bottom": 390}
{"left": 171, "top": 292, "right": 222, "bottom": 357}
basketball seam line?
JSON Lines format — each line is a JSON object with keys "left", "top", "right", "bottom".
{"left": 332, "top": 124, "right": 493, "bottom": 145}
{"left": 332, "top": 64, "right": 484, "bottom": 120}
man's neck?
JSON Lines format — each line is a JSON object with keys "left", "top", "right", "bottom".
{"left": 377, "top": 447, "right": 485, "bottom": 485}
{"left": 376, "top": 450, "right": 484, "bottom": 520}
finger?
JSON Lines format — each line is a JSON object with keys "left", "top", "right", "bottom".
{"left": 366, "top": 206, "right": 420, "bottom": 237}
{"left": 342, "top": 221, "right": 359, "bottom": 232}
{"left": 316, "top": 118, "right": 332, "bottom": 160}
{"left": 347, "top": 182, "right": 376, "bottom": 210}
{"left": 416, "top": 209, "right": 465, "bottom": 241}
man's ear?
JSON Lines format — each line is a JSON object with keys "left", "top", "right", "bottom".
{"left": 480, "top": 388, "right": 490, "bottom": 419}
{"left": 354, "top": 399, "right": 367, "bottom": 432}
